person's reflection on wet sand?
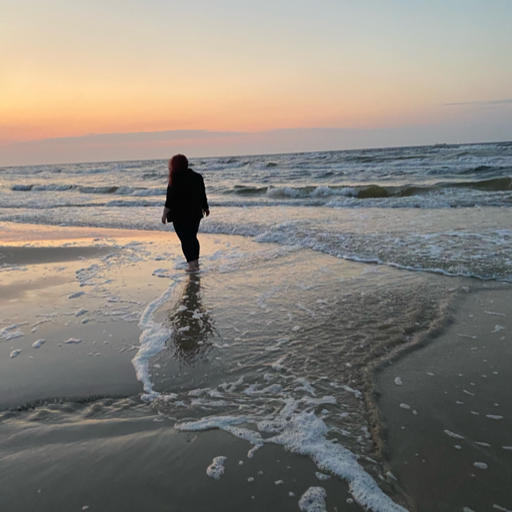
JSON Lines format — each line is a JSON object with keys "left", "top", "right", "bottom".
{"left": 167, "top": 274, "right": 215, "bottom": 363}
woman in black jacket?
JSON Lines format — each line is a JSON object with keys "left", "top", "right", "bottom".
{"left": 161, "top": 154, "right": 209, "bottom": 272}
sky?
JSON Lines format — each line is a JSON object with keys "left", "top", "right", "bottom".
{"left": 1, "top": 0, "right": 512, "bottom": 166}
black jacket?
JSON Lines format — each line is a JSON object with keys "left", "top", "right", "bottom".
{"left": 165, "top": 169, "right": 209, "bottom": 223}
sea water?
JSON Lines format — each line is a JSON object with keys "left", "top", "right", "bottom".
{"left": 1, "top": 142, "right": 511, "bottom": 280}
{"left": 1, "top": 142, "right": 511, "bottom": 511}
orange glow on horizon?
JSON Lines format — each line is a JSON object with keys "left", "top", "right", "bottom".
{"left": 1, "top": 81, "right": 441, "bottom": 144}
{"left": 2, "top": 0, "right": 511, "bottom": 164}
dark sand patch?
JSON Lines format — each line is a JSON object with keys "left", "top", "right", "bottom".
{"left": 0, "top": 245, "right": 117, "bottom": 265}
{"left": 375, "top": 285, "right": 512, "bottom": 512}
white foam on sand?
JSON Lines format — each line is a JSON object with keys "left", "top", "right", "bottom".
{"left": 267, "top": 409, "right": 408, "bottom": 511}
{"left": 444, "top": 430, "right": 465, "bottom": 440}
{"left": 299, "top": 487, "right": 327, "bottom": 512}
{"left": 493, "top": 505, "right": 512, "bottom": 512}
{"left": 206, "top": 456, "right": 227, "bottom": 479}
{"left": 32, "top": 339, "right": 46, "bottom": 348}
{"left": 1, "top": 323, "right": 28, "bottom": 341}
{"left": 131, "top": 273, "right": 183, "bottom": 399}
{"left": 223, "top": 425, "right": 264, "bottom": 446}
{"left": 31, "top": 317, "right": 55, "bottom": 332}
{"left": 247, "top": 443, "right": 262, "bottom": 459}
{"left": 175, "top": 400, "right": 408, "bottom": 512}
{"left": 175, "top": 415, "right": 255, "bottom": 432}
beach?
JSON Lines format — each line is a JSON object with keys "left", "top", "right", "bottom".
{"left": 1, "top": 223, "right": 404, "bottom": 511}
{"left": 1, "top": 144, "right": 512, "bottom": 511}
{"left": 2, "top": 222, "right": 509, "bottom": 512}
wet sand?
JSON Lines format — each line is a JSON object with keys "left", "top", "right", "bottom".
{"left": 0, "top": 245, "right": 117, "bottom": 266}
{"left": 1, "top": 235, "right": 171, "bottom": 408}
{"left": 4, "top": 222, "right": 509, "bottom": 511}
{"left": 2, "top": 226, "right": 282, "bottom": 409}
{"left": 0, "top": 225, "right": 378, "bottom": 511}
{"left": 0, "top": 222, "right": 416, "bottom": 510}
{"left": 0, "top": 220, "right": 168, "bottom": 243}
{"left": 375, "top": 285, "right": 512, "bottom": 512}
{"left": 0, "top": 399, "right": 364, "bottom": 512}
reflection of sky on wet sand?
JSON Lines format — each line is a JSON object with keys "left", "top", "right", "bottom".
{"left": 167, "top": 275, "right": 216, "bottom": 364}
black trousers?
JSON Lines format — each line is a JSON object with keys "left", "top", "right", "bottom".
{"left": 173, "top": 219, "right": 201, "bottom": 262}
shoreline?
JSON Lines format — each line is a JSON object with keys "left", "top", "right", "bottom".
{"left": 363, "top": 285, "right": 458, "bottom": 460}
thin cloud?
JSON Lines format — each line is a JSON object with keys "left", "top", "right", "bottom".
{"left": 445, "top": 98, "right": 512, "bottom": 106}
{"left": 17, "top": 129, "right": 245, "bottom": 146}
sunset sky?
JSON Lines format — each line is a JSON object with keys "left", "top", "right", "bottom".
{"left": 1, "top": 0, "right": 512, "bottom": 165}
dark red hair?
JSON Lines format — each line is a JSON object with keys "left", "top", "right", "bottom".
{"left": 168, "top": 154, "right": 188, "bottom": 184}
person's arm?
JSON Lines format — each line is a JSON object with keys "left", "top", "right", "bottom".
{"left": 161, "top": 206, "right": 170, "bottom": 224}
{"left": 162, "top": 185, "right": 173, "bottom": 224}
{"left": 200, "top": 176, "right": 210, "bottom": 216}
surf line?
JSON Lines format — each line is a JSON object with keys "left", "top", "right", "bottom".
{"left": 132, "top": 273, "right": 183, "bottom": 401}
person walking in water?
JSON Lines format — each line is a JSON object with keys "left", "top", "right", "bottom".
{"left": 161, "top": 154, "right": 209, "bottom": 272}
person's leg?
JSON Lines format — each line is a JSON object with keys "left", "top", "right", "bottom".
{"left": 190, "top": 221, "right": 201, "bottom": 270}
{"left": 173, "top": 221, "right": 195, "bottom": 270}
{"left": 173, "top": 220, "right": 201, "bottom": 271}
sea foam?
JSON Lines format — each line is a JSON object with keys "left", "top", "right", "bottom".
{"left": 131, "top": 273, "right": 182, "bottom": 399}
{"left": 175, "top": 400, "right": 408, "bottom": 511}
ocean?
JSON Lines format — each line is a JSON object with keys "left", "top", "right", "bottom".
{"left": 1, "top": 142, "right": 512, "bottom": 280}
{"left": 1, "top": 142, "right": 512, "bottom": 512}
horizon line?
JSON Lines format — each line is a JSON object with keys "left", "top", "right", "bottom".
{"left": 1, "top": 136, "right": 511, "bottom": 169}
